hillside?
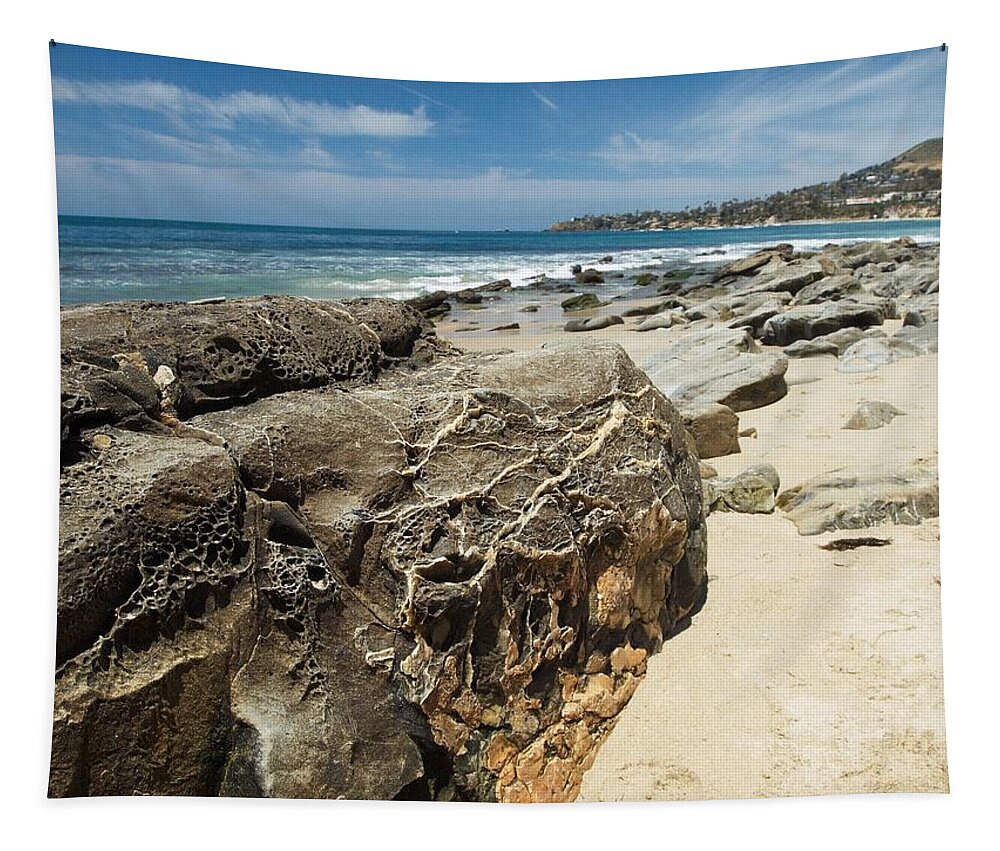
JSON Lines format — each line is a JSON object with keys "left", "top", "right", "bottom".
{"left": 549, "top": 138, "right": 943, "bottom": 232}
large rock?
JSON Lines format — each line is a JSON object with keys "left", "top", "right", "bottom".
{"left": 55, "top": 429, "right": 247, "bottom": 669}
{"left": 836, "top": 323, "right": 937, "bottom": 373}
{"left": 52, "top": 328, "right": 708, "bottom": 804}
{"left": 640, "top": 325, "right": 788, "bottom": 413}
{"left": 893, "top": 322, "right": 938, "bottom": 355}
{"left": 760, "top": 301, "right": 885, "bottom": 346}
{"left": 777, "top": 460, "right": 939, "bottom": 535}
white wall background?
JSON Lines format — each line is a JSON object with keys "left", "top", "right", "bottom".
{"left": 2, "top": 3, "right": 994, "bottom": 848}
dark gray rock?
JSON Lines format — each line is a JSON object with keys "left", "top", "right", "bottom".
{"left": 561, "top": 293, "right": 602, "bottom": 312}
{"left": 739, "top": 260, "right": 825, "bottom": 296}
{"left": 575, "top": 269, "right": 604, "bottom": 284}
{"left": 60, "top": 298, "right": 417, "bottom": 434}
{"left": 564, "top": 315, "right": 625, "bottom": 332}
{"left": 760, "top": 301, "right": 885, "bottom": 347}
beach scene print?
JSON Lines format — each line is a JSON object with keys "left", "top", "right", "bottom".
{"left": 50, "top": 44, "right": 947, "bottom": 801}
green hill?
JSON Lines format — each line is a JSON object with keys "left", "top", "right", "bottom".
{"left": 549, "top": 138, "right": 943, "bottom": 231}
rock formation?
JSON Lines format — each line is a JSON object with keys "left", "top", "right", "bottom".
{"left": 52, "top": 299, "right": 708, "bottom": 803}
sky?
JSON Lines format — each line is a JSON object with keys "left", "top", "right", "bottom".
{"left": 50, "top": 44, "right": 947, "bottom": 231}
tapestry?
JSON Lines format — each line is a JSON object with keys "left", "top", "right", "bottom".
{"left": 49, "top": 43, "right": 947, "bottom": 802}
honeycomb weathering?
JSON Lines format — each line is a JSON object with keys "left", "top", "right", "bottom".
{"left": 52, "top": 298, "right": 707, "bottom": 802}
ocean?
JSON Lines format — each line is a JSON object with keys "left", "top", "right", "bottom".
{"left": 57, "top": 216, "right": 941, "bottom": 305}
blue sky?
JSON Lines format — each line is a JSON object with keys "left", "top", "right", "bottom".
{"left": 50, "top": 44, "right": 946, "bottom": 230}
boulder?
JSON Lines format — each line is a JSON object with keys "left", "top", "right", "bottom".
{"left": 406, "top": 290, "right": 453, "bottom": 318}
{"left": 777, "top": 460, "right": 939, "bottom": 536}
{"left": 760, "top": 301, "right": 885, "bottom": 347}
{"left": 340, "top": 298, "right": 433, "bottom": 358}
{"left": 640, "top": 325, "right": 788, "bottom": 413}
{"left": 564, "top": 315, "right": 625, "bottom": 333}
{"left": 680, "top": 402, "right": 741, "bottom": 460}
{"left": 621, "top": 302, "right": 662, "bottom": 317}
{"left": 575, "top": 269, "right": 604, "bottom": 284}
{"left": 53, "top": 327, "right": 708, "bottom": 804}
{"left": 561, "top": 293, "right": 602, "bottom": 312}
{"left": 844, "top": 401, "right": 904, "bottom": 430}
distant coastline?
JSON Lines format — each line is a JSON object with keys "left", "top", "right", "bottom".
{"left": 549, "top": 138, "right": 943, "bottom": 233}
{"left": 548, "top": 215, "right": 942, "bottom": 234}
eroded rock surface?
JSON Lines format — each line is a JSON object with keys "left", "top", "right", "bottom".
{"left": 52, "top": 305, "right": 708, "bottom": 804}
{"left": 60, "top": 297, "right": 433, "bottom": 438}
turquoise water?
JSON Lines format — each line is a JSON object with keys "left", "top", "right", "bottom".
{"left": 58, "top": 215, "right": 941, "bottom": 305}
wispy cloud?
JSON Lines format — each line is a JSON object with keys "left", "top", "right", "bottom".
{"left": 390, "top": 82, "right": 453, "bottom": 111}
{"left": 116, "top": 126, "right": 343, "bottom": 171}
{"left": 52, "top": 77, "right": 435, "bottom": 139}
{"left": 596, "top": 52, "right": 946, "bottom": 182}
{"left": 531, "top": 88, "right": 559, "bottom": 112}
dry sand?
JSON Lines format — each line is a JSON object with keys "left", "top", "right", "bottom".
{"left": 439, "top": 309, "right": 947, "bottom": 801}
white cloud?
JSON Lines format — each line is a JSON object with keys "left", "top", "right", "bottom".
{"left": 51, "top": 77, "right": 435, "bottom": 139}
